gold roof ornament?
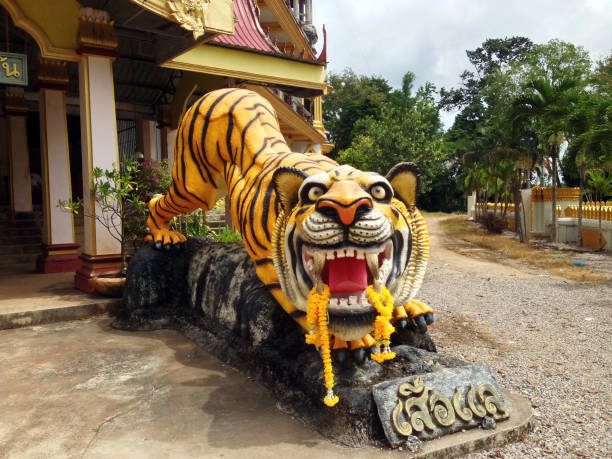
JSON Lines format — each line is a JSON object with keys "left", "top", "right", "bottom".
{"left": 167, "top": 0, "right": 211, "bottom": 39}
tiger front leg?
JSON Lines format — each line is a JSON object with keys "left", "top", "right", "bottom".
{"left": 146, "top": 193, "right": 189, "bottom": 250}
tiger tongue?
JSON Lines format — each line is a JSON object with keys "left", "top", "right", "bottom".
{"left": 328, "top": 257, "right": 368, "bottom": 293}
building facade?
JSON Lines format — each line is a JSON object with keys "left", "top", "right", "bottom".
{"left": 0, "top": 0, "right": 331, "bottom": 289}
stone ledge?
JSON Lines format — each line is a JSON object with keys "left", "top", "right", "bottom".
{"left": 0, "top": 300, "right": 121, "bottom": 330}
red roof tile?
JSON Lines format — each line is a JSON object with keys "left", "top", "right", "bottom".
{"left": 213, "top": 0, "right": 277, "bottom": 53}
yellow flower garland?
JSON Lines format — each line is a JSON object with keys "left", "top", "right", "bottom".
{"left": 366, "top": 285, "right": 396, "bottom": 363}
{"left": 306, "top": 284, "right": 339, "bottom": 407}
{"left": 305, "top": 284, "right": 398, "bottom": 405}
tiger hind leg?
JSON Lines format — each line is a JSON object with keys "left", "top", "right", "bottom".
{"left": 146, "top": 183, "right": 201, "bottom": 249}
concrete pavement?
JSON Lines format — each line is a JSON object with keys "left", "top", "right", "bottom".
{"left": 0, "top": 317, "right": 392, "bottom": 458}
{"left": 0, "top": 316, "right": 533, "bottom": 459}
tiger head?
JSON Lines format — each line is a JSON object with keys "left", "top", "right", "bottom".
{"left": 271, "top": 163, "right": 429, "bottom": 341}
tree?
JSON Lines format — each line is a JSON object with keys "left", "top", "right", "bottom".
{"left": 586, "top": 169, "right": 612, "bottom": 250}
{"left": 323, "top": 69, "right": 391, "bottom": 153}
{"left": 336, "top": 77, "right": 445, "bottom": 197}
{"left": 440, "top": 36, "right": 534, "bottom": 111}
{"left": 511, "top": 76, "right": 583, "bottom": 241}
{"left": 566, "top": 92, "right": 612, "bottom": 244}
{"left": 564, "top": 51, "right": 612, "bottom": 244}
{"left": 440, "top": 37, "right": 536, "bottom": 230}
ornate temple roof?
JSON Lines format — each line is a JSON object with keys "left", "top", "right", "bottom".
{"left": 212, "top": 0, "right": 278, "bottom": 54}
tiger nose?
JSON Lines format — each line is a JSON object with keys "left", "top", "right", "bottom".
{"left": 317, "top": 197, "right": 372, "bottom": 226}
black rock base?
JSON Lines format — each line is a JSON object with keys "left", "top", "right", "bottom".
{"left": 114, "top": 238, "right": 469, "bottom": 447}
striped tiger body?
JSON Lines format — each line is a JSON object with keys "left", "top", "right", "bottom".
{"left": 147, "top": 88, "right": 432, "bottom": 351}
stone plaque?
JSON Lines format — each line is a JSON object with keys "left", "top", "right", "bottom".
{"left": 372, "top": 365, "right": 510, "bottom": 448}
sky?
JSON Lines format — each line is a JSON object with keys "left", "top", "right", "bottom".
{"left": 312, "top": 0, "right": 612, "bottom": 129}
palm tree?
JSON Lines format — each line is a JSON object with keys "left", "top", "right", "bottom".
{"left": 511, "top": 77, "right": 582, "bottom": 242}
{"left": 566, "top": 93, "right": 612, "bottom": 245}
{"left": 586, "top": 169, "right": 612, "bottom": 250}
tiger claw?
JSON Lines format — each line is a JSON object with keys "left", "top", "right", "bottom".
{"left": 175, "top": 243, "right": 183, "bottom": 250}
{"left": 352, "top": 348, "right": 366, "bottom": 365}
{"left": 163, "top": 243, "right": 172, "bottom": 251}
{"left": 424, "top": 312, "right": 434, "bottom": 325}
{"left": 333, "top": 348, "right": 348, "bottom": 367}
{"left": 397, "top": 318, "right": 409, "bottom": 330}
{"left": 414, "top": 315, "right": 427, "bottom": 333}
{"left": 155, "top": 241, "right": 163, "bottom": 250}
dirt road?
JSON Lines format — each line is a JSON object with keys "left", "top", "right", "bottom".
{"left": 420, "top": 215, "right": 611, "bottom": 458}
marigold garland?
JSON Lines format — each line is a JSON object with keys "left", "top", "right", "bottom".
{"left": 305, "top": 284, "right": 398, "bottom": 405}
{"left": 305, "top": 284, "right": 339, "bottom": 407}
{"left": 366, "top": 285, "right": 396, "bottom": 363}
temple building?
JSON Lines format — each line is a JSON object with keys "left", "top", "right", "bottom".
{"left": 0, "top": 0, "right": 330, "bottom": 290}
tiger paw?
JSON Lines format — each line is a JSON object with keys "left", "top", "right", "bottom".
{"left": 349, "top": 334, "right": 376, "bottom": 365}
{"left": 150, "top": 229, "right": 187, "bottom": 251}
{"left": 403, "top": 300, "right": 434, "bottom": 332}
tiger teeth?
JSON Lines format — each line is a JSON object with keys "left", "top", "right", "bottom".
{"left": 339, "top": 298, "right": 348, "bottom": 307}
{"left": 336, "top": 249, "right": 346, "bottom": 258}
{"left": 345, "top": 248, "right": 354, "bottom": 257}
{"left": 326, "top": 251, "right": 335, "bottom": 260}
{"left": 365, "top": 252, "right": 379, "bottom": 281}
{"left": 356, "top": 251, "right": 364, "bottom": 260}
{"left": 348, "top": 296, "right": 357, "bottom": 305}
{"left": 329, "top": 298, "right": 339, "bottom": 307}
{"left": 313, "top": 252, "right": 325, "bottom": 277}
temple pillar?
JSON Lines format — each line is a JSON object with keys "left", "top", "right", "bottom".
{"left": 292, "top": 0, "right": 299, "bottom": 20}
{"left": 312, "top": 96, "right": 324, "bottom": 135}
{"left": 0, "top": 113, "right": 10, "bottom": 205}
{"left": 74, "top": 8, "right": 122, "bottom": 292}
{"left": 36, "top": 59, "right": 80, "bottom": 273}
{"left": 167, "top": 129, "right": 177, "bottom": 170}
{"left": 158, "top": 105, "right": 171, "bottom": 162}
{"left": 4, "top": 87, "right": 32, "bottom": 214}
{"left": 139, "top": 119, "right": 158, "bottom": 162}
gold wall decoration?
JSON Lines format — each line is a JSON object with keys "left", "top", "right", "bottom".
{"left": 77, "top": 8, "right": 118, "bottom": 52}
{"left": 37, "top": 59, "right": 69, "bottom": 88}
{"left": 4, "top": 86, "right": 28, "bottom": 114}
{"left": 391, "top": 376, "right": 509, "bottom": 438}
{"left": 167, "top": 0, "right": 211, "bottom": 39}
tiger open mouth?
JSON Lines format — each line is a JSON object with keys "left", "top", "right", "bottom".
{"left": 301, "top": 240, "right": 393, "bottom": 314}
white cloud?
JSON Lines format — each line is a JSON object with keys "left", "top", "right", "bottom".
{"left": 313, "top": 0, "right": 612, "bottom": 127}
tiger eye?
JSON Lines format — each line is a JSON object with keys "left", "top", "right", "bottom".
{"left": 371, "top": 185, "right": 387, "bottom": 200}
{"left": 308, "top": 186, "right": 325, "bottom": 201}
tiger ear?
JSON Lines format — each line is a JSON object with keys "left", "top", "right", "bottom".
{"left": 273, "top": 167, "right": 308, "bottom": 213}
{"left": 386, "top": 162, "right": 420, "bottom": 208}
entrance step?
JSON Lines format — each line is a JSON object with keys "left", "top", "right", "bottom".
{"left": 0, "top": 211, "right": 43, "bottom": 270}
{"left": 0, "top": 244, "right": 42, "bottom": 256}
{"left": 0, "top": 253, "right": 40, "bottom": 265}
{"left": 0, "top": 235, "right": 42, "bottom": 245}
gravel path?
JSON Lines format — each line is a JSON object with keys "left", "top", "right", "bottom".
{"left": 420, "top": 216, "right": 611, "bottom": 458}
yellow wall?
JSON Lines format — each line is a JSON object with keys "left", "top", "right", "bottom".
{"left": 170, "top": 72, "right": 227, "bottom": 128}
{"left": 18, "top": 0, "right": 80, "bottom": 49}
{"left": 2, "top": 0, "right": 80, "bottom": 60}
{"left": 166, "top": 44, "right": 327, "bottom": 91}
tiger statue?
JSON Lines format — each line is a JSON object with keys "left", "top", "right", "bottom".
{"left": 146, "top": 88, "right": 433, "bottom": 406}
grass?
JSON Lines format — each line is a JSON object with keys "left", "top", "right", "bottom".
{"left": 440, "top": 216, "right": 610, "bottom": 284}
{"left": 420, "top": 210, "right": 464, "bottom": 217}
